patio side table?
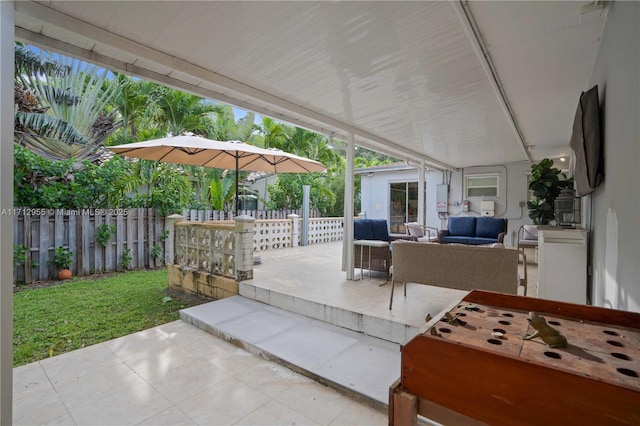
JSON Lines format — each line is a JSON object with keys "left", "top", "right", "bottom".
{"left": 354, "top": 240, "right": 390, "bottom": 280}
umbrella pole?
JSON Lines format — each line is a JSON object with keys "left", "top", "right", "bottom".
{"left": 235, "top": 155, "right": 239, "bottom": 216}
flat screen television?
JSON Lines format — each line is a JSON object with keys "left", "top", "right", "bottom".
{"left": 569, "top": 85, "right": 604, "bottom": 196}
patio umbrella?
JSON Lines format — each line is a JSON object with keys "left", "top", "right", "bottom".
{"left": 108, "top": 135, "right": 326, "bottom": 214}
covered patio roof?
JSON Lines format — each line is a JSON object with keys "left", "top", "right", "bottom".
{"left": 14, "top": 1, "right": 608, "bottom": 169}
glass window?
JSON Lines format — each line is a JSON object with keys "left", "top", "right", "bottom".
{"left": 465, "top": 174, "right": 498, "bottom": 198}
{"left": 389, "top": 182, "right": 419, "bottom": 234}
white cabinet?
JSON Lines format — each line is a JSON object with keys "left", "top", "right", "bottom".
{"left": 537, "top": 228, "right": 588, "bottom": 304}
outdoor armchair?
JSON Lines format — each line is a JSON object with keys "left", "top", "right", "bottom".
{"left": 404, "top": 222, "right": 439, "bottom": 243}
{"left": 517, "top": 225, "right": 539, "bottom": 256}
{"left": 354, "top": 219, "right": 392, "bottom": 279}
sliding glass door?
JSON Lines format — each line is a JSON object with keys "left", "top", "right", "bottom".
{"left": 389, "top": 182, "right": 418, "bottom": 234}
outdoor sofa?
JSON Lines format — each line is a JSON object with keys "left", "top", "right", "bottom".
{"left": 389, "top": 240, "right": 527, "bottom": 309}
{"left": 438, "top": 216, "right": 508, "bottom": 245}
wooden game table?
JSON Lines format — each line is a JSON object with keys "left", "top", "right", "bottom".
{"left": 389, "top": 290, "right": 640, "bottom": 425}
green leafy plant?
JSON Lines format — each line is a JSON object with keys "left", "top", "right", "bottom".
{"left": 96, "top": 224, "right": 116, "bottom": 247}
{"left": 150, "top": 243, "right": 163, "bottom": 260}
{"left": 14, "top": 244, "right": 27, "bottom": 267}
{"left": 527, "top": 159, "right": 572, "bottom": 225}
{"left": 15, "top": 49, "right": 121, "bottom": 162}
{"left": 47, "top": 246, "right": 73, "bottom": 270}
{"left": 121, "top": 248, "right": 133, "bottom": 269}
{"left": 159, "top": 229, "right": 170, "bottom": 242}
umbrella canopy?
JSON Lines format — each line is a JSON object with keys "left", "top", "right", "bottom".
{"left": 108, "top": 135, "right": 326, "bottom": 214}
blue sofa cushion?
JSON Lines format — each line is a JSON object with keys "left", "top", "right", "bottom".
{"left": 440, "top": 236, "right": 470, "bottom": 245}
{"left": 370, "top": 219, "right": 390, "bottom": 241}
{"left": 476, "top": 217, "right": 506, "bottom": 239}
{"left": 448, "top": 217, "right": 476, "bottom": 237}
{"left": 354, "top": 220, "right": 374, "bottom": 240}
{"left": 467, "top": 237, "right": 500, "bottom": 245}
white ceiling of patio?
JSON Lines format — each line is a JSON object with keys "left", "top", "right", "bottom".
{"left": 14, "top": 1, "right": 608, "bottom": 170}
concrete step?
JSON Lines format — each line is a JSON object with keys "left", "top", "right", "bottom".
{"left": 238, "top": 281, "right": 421, "bottom": 345}
{"left": 180, "top": 296, "right": 401, "bottom": 410}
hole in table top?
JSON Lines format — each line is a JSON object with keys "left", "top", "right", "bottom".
{"left": 501, "top": 313, "right": 514, "bottom": 318}
{"left": 603, "top": 330, "right": 620, "bottom": 336}
{"left": 548, "top": 320, "right": 561, "bottom": 326}
{"left": 487, "top": 339, "right": 503, "bottom": 345}
{"left": 612, "top": 353, "right": 632, "bottom": 361}
{"left": 498, "top": 320, "right": 511, "bottom": 326}
{"left": 617, "top": 368, "right": 638, "bottom": 378}
{"left": 492, "top": 328, "right": 507, "bottom": 334}
{"left": 439, "top": 328, "right": 452, "bottom": 334}
{"left": 607, "top": 340, "right": 624, "bottom": 347}
{"left": 544, "top": 351, "right": 562, "bottom": 359}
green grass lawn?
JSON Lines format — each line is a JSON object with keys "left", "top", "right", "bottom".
{"left": 13, "top": 269, "right": 207, "bottom": 367}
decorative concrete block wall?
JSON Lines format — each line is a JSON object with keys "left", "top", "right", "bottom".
{"left": 167, "top": 215, "right": 255, "bottom": 300}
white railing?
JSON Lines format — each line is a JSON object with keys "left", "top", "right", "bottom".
{"left": 254, "top": 219, "right": 294, "bottom": 252}
{"left": 181, "top": 208, "right": 321, "bottom": 221}
{"left": 307, "top": 217, "right": 344, "bottom": 245}
{"left": 253, "top": 216, "right": 344, "bottom": 253}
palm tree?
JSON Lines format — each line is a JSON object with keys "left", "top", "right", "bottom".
{"left": 153, "top": 88, "right": 222, "bottom": 137}
{"left": 14, "top": 44, "right": 88, "bottom": 151}
{"left": 197, "top": 107, "right": 261, "bottom": 211}
{"left": 14, "top": 46, "right": 122, "bottom": 162}
{"left": 258, "top": 117, "right": 288, "bottom": 149}
{"left": 110, "top": 159, "right": 193, "bottom": 215}
{"left": 14, "top": 44, "right": 69, "bottom": 77}
{"left": 109, "top": 74, "right": 158, "bottom": 141}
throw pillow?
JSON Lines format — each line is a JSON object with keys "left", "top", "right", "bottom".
{"left": 523, "top": 225, "right": 538, "bottom": 240}
{"left": 405, "top": 223, "right": 424, "bottom": 238}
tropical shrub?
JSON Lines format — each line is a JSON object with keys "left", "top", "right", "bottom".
{"left": 13, "top": 244, "right": 27, "bottom": 267}
{"left": 47, "top": 247, "right": 73, "bottom": 270}
{"left": 95, "top": 224, "right": 116, "bottom": 247}
{"left": 14, "top": 145, "right": 131, "bottom": 209}
{"left": 15, "top": 47, "right": 121, "bottom": 162}
{"left": 121, "top": 248, "right": 133, "bottom": 269}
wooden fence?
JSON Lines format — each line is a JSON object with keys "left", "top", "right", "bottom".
{"left": 12, "top": 207, "right": 326, "bottom": 284}
{"left": 13, "top": 208, "right": 165, "bottom": 283}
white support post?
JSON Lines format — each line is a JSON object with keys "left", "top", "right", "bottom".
{"left": 288, "top": 214, "right": 300, "bottom": 247}
{"left": 234, "top": 215, "right": 256, "bottom": 281}
{"left": 0, "top": 2, "right": 14, "bottom": 423}
{"left": 418, "top": 160, "right": 426, "bottom": 225}
{"left": 342, "top": 134, "right": 355, "bottom": 279}
{"left": 302, "top": 185, "right": 310, "bottom": 246}
{"left": 165, "top": 214, "right": 184, "bottom": 265}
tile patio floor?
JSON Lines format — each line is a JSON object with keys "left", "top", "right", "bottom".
{"left": 13, "top": 241, "right": 538, "bottom": 425}
{"left": 13, "top": 321, "right": 387, "bottom": 425}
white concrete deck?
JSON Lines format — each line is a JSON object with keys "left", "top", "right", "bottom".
{"left": 244, "top": 241, "right": 537, "bottom": 344}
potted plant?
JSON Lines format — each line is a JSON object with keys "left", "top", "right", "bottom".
{"left": 527, "top": 158, "right": 572, "bottom": 225}
{"left": 48, "top": 246, "right": 74, "bottom": 280}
